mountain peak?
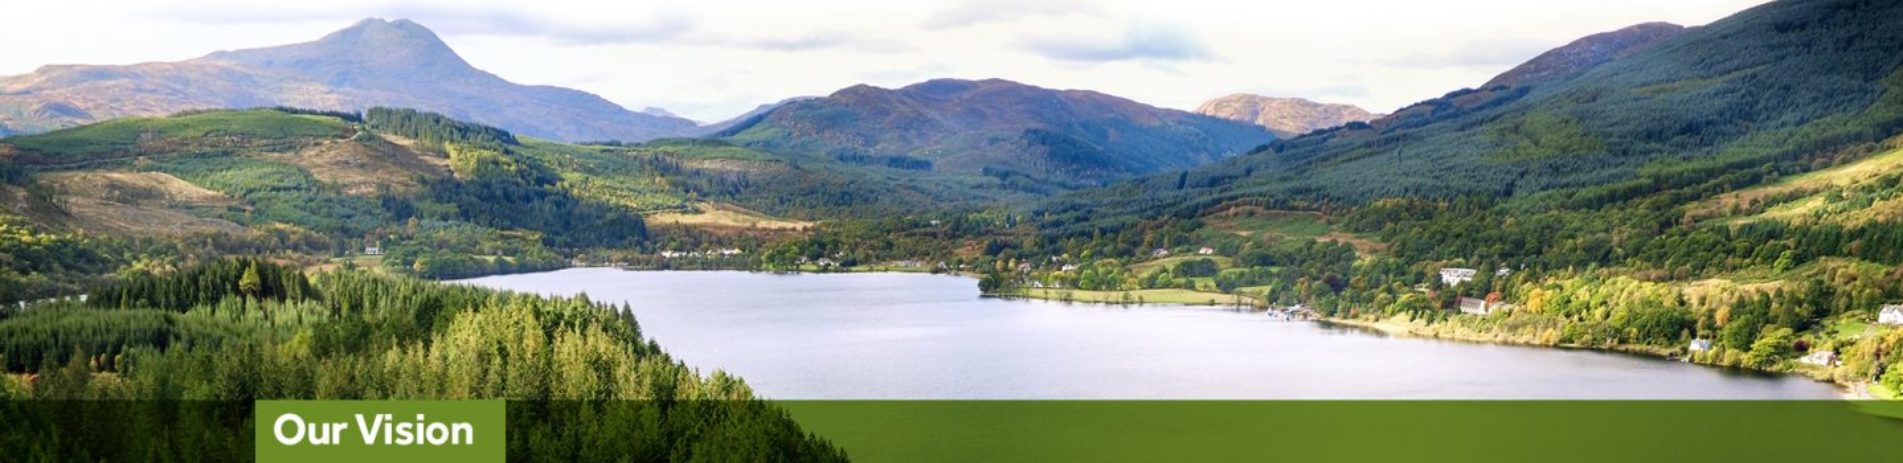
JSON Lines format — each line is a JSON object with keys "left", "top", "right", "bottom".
{"left": 321, "top": 18, "right": 450, "bottom": 51}
{"left": 200, "top": 18, "right": 478, "bottom": 84}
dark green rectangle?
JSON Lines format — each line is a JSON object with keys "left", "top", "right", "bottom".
{"left": 778, "top": 400, "right": 1903, "bottom": 463}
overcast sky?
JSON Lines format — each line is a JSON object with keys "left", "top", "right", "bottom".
{"left": 1, "top": 0, "right": 1769, "bottom": 122}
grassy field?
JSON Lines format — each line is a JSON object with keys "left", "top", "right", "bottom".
{"left": 1129, "top": 255, "right": 1234, "bottom": 275}
{"left": 1199, "top": 207, "right": 1387, "bottom": 252}
{"left": 1872, "top": 382, "right": 1900, "bottom": 400}
{"left": 649, "top": 202, "right": 813, "bottom": 231}
{"left": 1005, "top": 288, "right": 1255, "bottom": 306}
{"left": 1205, "top": 208, "right": 1330, "bottom": 239}
{"left": 1693, "top": 144, "right": 1903, "bottom": 224}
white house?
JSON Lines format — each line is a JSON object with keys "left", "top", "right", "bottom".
{"left": 1197, "top": 247, "right": 1216, "bottom": 256}
{"left": 1880, "top": 304, "right": 1903, "bottom": 325}
{"left": 1799, "top": 350, "right": 1838, "bottom": 367}
{"left": 1688, "top": 339, "right": 1714, "bottom": 353}
{"left": 363, "top": 246, "right": 383, "bottom": 256}
{"left": 1440, "top": 268, "right": 1477, "bottom": 286}
{"left": 1457, "top": 297, "right": 1500, "bottom": 315}
{"left": 1152, "top": 248, "right": 1172, "bottom": 258}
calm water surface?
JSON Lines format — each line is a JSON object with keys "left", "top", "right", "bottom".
{"left": 459, "top": 268, "right": 1840, "bottom": 400}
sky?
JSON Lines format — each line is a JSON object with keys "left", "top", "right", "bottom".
{"left": 0, "top": 0, "right": 1770, "bottom": 123}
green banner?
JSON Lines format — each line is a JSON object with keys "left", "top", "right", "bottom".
{"left": 254, "top": 400, "right": 504, "bottom": 463}
{"left": 8, "top": 399, "right": 1903, "bottom": 461}
{"left": 779, "top": 400, "right": 1903, "bottom": 463}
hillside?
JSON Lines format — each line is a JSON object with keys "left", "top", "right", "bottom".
{"left": 1483, "top": 22, "right": 1687, "bottom": 89}
{"left": 1042, "top": 0, "right": 1903, "bottom": 229}
{"left": 0, "top": 18, "right": 698, "bottom": 142}
{"left": 1194, "top": 94, "right": 1380, "bottom": 137}
{"left": 0, "top": 108, "right": 679, "bottom": 287}
{"left": 722, "top": 78, "right": 1276, "bottom": 186}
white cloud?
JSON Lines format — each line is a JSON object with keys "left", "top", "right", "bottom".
{"left": 0, "top": 0, "right": 1769, "bottom": 121}
{"left": 1023, "top": 23, "right": 1216, "bottom": 63}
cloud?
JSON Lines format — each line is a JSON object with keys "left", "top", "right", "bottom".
{"left": 702, "top": 30, "right": 912, "bottom": 53}
{"left": 921, "top": 0, "right": 1098, "bottom": 29}
{"left": 1381, "top": 38, "right": 1554, "bottom": 69}
{"left": 1022, "top": 23, "right": 1215, "bottom": 63}
{"left": 149, "top": 4, "right": 695, "bottom": 45}
{"left": 394, "top": 9, "right": 694, "bottom": 44}
{"left": 147, "top": 3, "right": 908, "bottom": 52}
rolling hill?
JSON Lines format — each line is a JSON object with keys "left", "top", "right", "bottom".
{"left": 0, "top": 18, "right": 698, "bottom": 143}
{"left": 720, "top": 78, "right": 1276, "bottom": 186}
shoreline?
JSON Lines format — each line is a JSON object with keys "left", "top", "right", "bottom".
{"left": 472, "top": 268, "right": 1883, "bottom": 400}
{"left": 1307, "top": 316, "right": 1872, "bottom": 400}
{"left": 993, "top": 286, "right": 1876, "bottom": 400}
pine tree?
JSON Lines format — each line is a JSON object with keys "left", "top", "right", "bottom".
{"left": 237, "top": 262, "right": 262, "bottom": 298}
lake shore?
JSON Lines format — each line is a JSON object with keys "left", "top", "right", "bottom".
{"left": 990, "top": 284, "right": 1877, "bottom": 400}
{"left": 1315, "top": 315, "right": 1874, "bottom": 400}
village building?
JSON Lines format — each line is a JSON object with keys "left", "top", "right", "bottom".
{"left": 363, "top": 246, "right": 383, "bottom": 256}
{"left": 1880, "top": 304, "right": 1903, "bottom": 325}
{"left": 1440, "top": 268, "right": 1477, "bottom": 286}
{"left": 1799, "top": 350, "right": 1838, "bottom": 367}
{"left": 1152, "top": 248, "right": 1171, "bottom": 258}
{"left": 1688, "top": 339, "right": 1714, "bottom": 353}
{"left": 1197, "top": 247, "right": 1216, "bottom": 256}
{"left": 1457, "top": 297, "right": 1503, "bottom": 315}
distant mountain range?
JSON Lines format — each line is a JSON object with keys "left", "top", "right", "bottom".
{"left": 0, "top": 18, "right": 700, "bottom": 142}
{"left": 1194, "top": 95, "right": 1380, "bottom": 137}
{"left": 721, "top": 78, "right": 1276, "bottom": 185}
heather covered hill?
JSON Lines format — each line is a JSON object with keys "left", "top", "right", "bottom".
{"left": 1194, "top": 94, "right": 1380, "bottom": 137}
{"left": 0, "top": 19, "right": 698, "bottom": 143}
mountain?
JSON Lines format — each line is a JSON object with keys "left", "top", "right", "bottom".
{"left": 1482, "top": 22, "right": 1687, "bottom": 89}
{"left": 1042, "top": 0, "right": 1903, "bottom": 231}
{"left": 0, "top": 18, "right": 698, "bottom": 142}
{"left": 720, "top": 78, "right": 1276, "bottom": 185}
{"left": 1194, "top": 94, "right": 1380, "bottom": 137}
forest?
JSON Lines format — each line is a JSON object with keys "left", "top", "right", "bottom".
{"left": 0, "top": 259, "right": 845, "bottom": 461}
